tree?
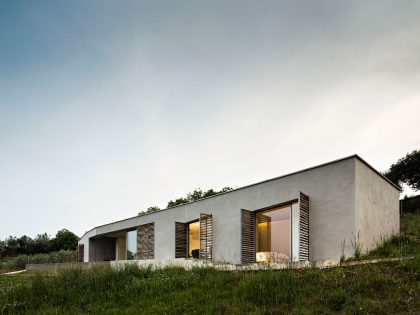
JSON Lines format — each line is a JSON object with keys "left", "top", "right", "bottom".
{"left": 137, "top": 187, "right": 234, "bottom": 215}
{"left": 384, "top": 150, "right": 420, "bottom": 190}
{"left": 32, "top": 233, "right": 51, "bottom": 254}
{"left": 50, "top": 229, "right": 79, "bottom": 251}
{"left": 138, "top": 206, "right": 161, "bottom": 216}
{"left": 167, "top": 187, "right": 233, "bottom": 208}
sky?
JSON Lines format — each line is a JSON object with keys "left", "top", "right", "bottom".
{"left": 1, "top": 0, "right": 419, "bottom": 239}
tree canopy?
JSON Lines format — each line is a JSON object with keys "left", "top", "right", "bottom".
{"left": 0, "top": 229, "right": 79, "bottom": 259}
{"left": 138, "top": 187, "right": 233, "bottom": 215}
{"left": 384, "top": 150, "right": 420, "bottom": 191}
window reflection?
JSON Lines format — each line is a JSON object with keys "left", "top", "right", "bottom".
{"left": 256, "top": 203, "right": 298, "bottom": 263}
{"left": 126, "top": 230, "right": 137, "bottom": 260}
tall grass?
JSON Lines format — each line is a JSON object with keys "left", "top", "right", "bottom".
{"left": 0, "top": 258, "right": 419, "bottom": 314}
{"left": 360, "top": 213, "right": 420, "bottom": 260}
{"left": 0, "top": 250, "right": 76, "bottom": 271}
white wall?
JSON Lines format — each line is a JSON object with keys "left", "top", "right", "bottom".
{"left": 80, "top": 156, "right": 361, "bottom": 262}
{"left": 355, "top": 159, "right": 400, "bottom": 254}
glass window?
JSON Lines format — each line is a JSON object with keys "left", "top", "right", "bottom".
{"left": 188, "top": 221, "right": 200, "bottom": 258}
{"left": 126, "top": 230, "right": 137, "bottom": 260}
{"left": 256, "top": 204, "right": 291, "bottom": 262}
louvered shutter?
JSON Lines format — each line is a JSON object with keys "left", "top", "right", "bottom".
{"left": 200, "top": 213, "right": 213, "bottom": 260}
{"left": 299, "top": 192, "right": 309, "bottom": 261}
{"left": 175, "top": 222, "right": 187, "bottom": 258}
{"left": 241, "top": 209, "right": 256, "bottom": 264}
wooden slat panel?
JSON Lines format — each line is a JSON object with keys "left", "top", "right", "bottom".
{"left": 299, "top": 192, "right": 309, "bottom": 261}
{"left": 78, "top": 244, "right": 84, "bottom": 262}
{"left": 175, "top": 222, "right": 187, "bottom": 258}
{"left": 241, "top": 209, "right": 256, "bottom": 264}
{"left": 137, "top": 223, "right": 154, "bottom": 260}
{"left": 200, "top": 213, "right": 213, "bottom": 260}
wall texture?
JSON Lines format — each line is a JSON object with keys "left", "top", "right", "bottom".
{"left": 355, "top": 159, "right": 400, "bottom": 254}
{"left": 80, "top": 156, "right": 369, "bottom": 262}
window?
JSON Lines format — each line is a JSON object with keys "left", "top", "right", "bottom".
{"left": 188, "top": 221, "right": 200, "bottom": 258}
{"left": 256, "top": 202, "right": 299, "bottom": 263}
{"left": 126, "top": 230, "right": 137, "bottom": 260}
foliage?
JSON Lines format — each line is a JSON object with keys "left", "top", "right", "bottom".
{"left": 355, "top": 213, "right": 420, "bottom": 260}
{"left": 138, "top": 187, "right": 233, "bottom": 215}
{"left": 0, "top": 229, "right": 79, "bottom": 259}
{"left": 167, "top": 187, "right": 233, "bottom": 208}
{"left": 0, "top": 250, "right": 76, "bottom": 271}
{"left": 49, "top": 229, "right": 79, "bottom": 252}
{"left": 1, "top": 213, "right": 419, "bottom": 313}
{"left": 140, "top": 206, "right": 161, "bottom": 215}
{"left": 0, "top": 258, "right": 418, "bottom": 314}
{"left": 384, "top": 149, "right": 420, "bottom": 190}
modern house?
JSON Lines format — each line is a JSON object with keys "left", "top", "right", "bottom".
{"left": 78, "top": 155, "right": 400, "bottom": 265}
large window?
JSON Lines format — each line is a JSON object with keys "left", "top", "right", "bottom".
{"left": 188, "top": 221, "right": 200, "bottom": 258}
{"left": 126, "top": 230, "right": 137, "bottom": 260}
{"left": 256, "top": 202, "right": 299, "bottom": 262}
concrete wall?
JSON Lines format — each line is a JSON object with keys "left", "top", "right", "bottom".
{"left": 80, "top": 156, "right": 362, "bottom": 262}
{"left": 26, "top": 262, "right": 110, "bottom": 274}
{"left": 89, "top": 237, "right": 116, "bottom": 262}
{"left": 355, "top": 159, "right": 400, "bottom": 254}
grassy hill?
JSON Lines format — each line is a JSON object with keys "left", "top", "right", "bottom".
{"left": 0, "top": 213, "right": 419, "bottom": 314}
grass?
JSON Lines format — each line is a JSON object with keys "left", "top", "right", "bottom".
{"left": 360, "top": 212, "right": 420, "bottom": 260}
{"left": 0, "top": 259, "right": 419, "bottom": 314}
{"left": 0, "top": 213, "right": 419, "bottom": 314}
{"left": 0, "top": 251, "right": 76, "bottom": 272}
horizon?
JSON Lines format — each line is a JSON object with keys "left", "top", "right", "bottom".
{"left": 1, "top": 1, "right": 420, "bottom": 239}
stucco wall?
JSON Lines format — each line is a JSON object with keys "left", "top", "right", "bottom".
{"left": 80, "top": 157, "right": 359, "bottom": 262}
{"left": 355, "top": 159, "right": 400, "bottom": 254}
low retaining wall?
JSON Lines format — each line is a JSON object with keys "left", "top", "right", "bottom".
{"left": 27, "top": 256, "right": 413, "bottom": 273}
{"left": 26, "top": 261, "right": 110, "bottom": 274}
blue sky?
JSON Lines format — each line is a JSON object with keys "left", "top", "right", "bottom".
{"left": 1, "top": 1, "right": 419, "bottom": 238}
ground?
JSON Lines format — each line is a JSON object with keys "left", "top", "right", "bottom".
{"left": 0, "top": 213, "right": 419, "bottom": 314}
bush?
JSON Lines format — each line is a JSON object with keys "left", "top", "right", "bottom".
{"left": 0, "top": 250, "right": 76, "bottom": 270}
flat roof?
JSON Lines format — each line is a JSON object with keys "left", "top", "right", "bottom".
{"left": 79, "top": 154, "right": 400, "bottom": 239}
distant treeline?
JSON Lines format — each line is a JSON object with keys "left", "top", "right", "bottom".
{"left": 0, "top": 229, "right": 79, "bottom": 259}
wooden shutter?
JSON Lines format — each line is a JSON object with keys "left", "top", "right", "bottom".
{"left": 137, "top": 223, "right": 155, "bottom": 260}
{"left": 241, "top": 209, "right": 256, "bottom": 264}
{"left": 175, "top": 222, "right": 187, "bottom": 258}
{"left": 299, "top": 192, "right": 309, "bottom": 261}
{"left": 200, "top": 213, "right": 213, "bottom": 260}
{"left": 78, "top": 244, "right": 84, "bottom": 262}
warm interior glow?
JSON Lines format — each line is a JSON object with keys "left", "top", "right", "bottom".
{"left": 188, "top": 221, "right": 200, "bottom": 258}
{"left": 256, "top": 205, "right": 291, "bottom": 263}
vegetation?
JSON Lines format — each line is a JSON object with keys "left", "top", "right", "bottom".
{"left": 0, "top": 257, "right": 418, "bottom": 314}
{"left": 384, "top": 149, "right": 420, "bottom": 190}
{"left": 0, "top": 229, "right": 79, "bottom": 259}
{"left": 0, "top": 251, "right": 76, "bottom": 271}
{"left": 357, "top": 212, "right": 420, "bottom": 260}
{"left": 0, "top": 212, "right": 419, "bottom": 314}
{"left": 138, "top": 187, "right": 233, "bottom": 215}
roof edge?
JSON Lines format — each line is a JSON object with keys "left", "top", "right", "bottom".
{"left": 78, "top": 154, "right": 400, "bottom": 240}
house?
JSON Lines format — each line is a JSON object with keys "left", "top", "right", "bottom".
{"left": 77, "top": 155, "right": 400, "bottom": 265}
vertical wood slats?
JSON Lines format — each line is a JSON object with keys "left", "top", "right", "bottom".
{"left": 200, "top": 213, "right": 212, "bottom": 260}
{"left": 137, "top": 223, "right": 154, "bottom": 260}
{"left": 78, "top": 244, "right": 84, "bottom": 262}
{"left": 241, "top": 209, "right": 256, "bottom": 264}
{"left": 175, "top": 222, "right": 187, "bottom": 258}
{"left": 299, "top": 192, "right": 309, "bottom": 261}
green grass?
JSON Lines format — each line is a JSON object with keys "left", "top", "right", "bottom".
{"left": 0, "top": 251, "right": 76, "bottom": 272}
{"left": 360, "top": 212, "right": 420, "bottom": 260}
{"left": 0, "top": 213, "right": 419, "bottom": 314}
{"left": 0, "top": 260, "right": 419, "bottom": 314}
